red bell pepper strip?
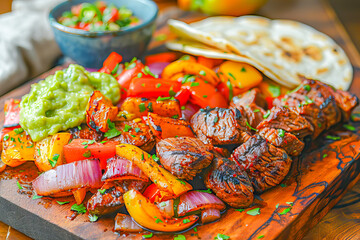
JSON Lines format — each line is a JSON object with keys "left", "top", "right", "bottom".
{"left": 99, "top": 52, "right": 123, "bottom": 74}
{"left": 127, "top": 78, "right": 181, "bottom": 99}
{"left": 143, "top": 183, "right": 162, "bottom": 203}
{"left": 145, "top": 52, "right": 178, "bottom": 65}
{"left": 3, "top": 99, "right": 21, "bottom": 128}
{"left": 182, "top": 79, "right": 228, "bottom": 108}
{"left": 175, "top": 88, "right": 191, "bottom": 106}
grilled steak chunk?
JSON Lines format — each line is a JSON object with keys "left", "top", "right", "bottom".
{"left": 190, "top": 107, "right": 251, "bottom": 145}
{"left": 333, "top": 89, "right": 359, "bottom": 121}
{"left": 231, "top": 88, "right": 267, "bottom": 109}
{"left": 257, "top": 106, "right": 313, "bottom": 139}
{"left": 205, "top": 157, "right": 254, "bottom": 208}
{"left": 112, "top": 120, "right": 155, "bottom": 152}
{"left": 258, "top": 127, "right": 304, "bottom": 156}
{"left": 234, "top": 104, "right": 266, "bottom": 129}
{"left": 273, "top": 95, "right": 327, "bottom": 139}
{"left": 69, "top": 124, "right": 104, "bottom": 141}
{"left": 156, "top": 137, "right": 214, "bottom": 180}
{"left": 231, "top": 135, "right": 292, "bottom": 193}
{"left": 87, "top": 180, "right": 147, "bottom": 216}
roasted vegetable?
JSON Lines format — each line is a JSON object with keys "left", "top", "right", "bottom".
{"left": 86, "top": 90, "right": 118, "bottom": 132}
{"left": 147, "top": 112, "right": 194, "bottom": 141}
{"left": 73, "top": 188, "right": 87, "bottom": 204}
{"left": 34, "top": 132, "right": 71, "bottom": 172}
{"left": 120, "top": 97, "right": 181, "bottom": 118}
{"left": 123, "top": 189, "right": 198, "bottom": 232}
{"left": 1, "top": 129, "right": 34, "bottom": 167}
{"left": 3, "top": 99, "right": 21, "bottom": 128}
{"left": 116, "top": 144, "right": 193, "bottom": 197}
{"left": 127, "top": 78, "right": 181, "bottom": 99}
{"left": 162, "top": 60, "right": 221, "bottom": 86}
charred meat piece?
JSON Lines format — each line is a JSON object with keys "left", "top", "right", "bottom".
{"left": 231, "top": 88, "right": 267, "bottom": 109}
{"left": 112, "top": 119, "right": 155, "bottom": 152}
{"left": 190, "top": 107, "right": 251, "bottom": 145}
{"left": 273, "top": 94, "right": 327, "bottom": 139}
{"left": 147, "top": 112, "right": 194, "bottom": 141}
{"left": 231, "top": 135, "right": 292, "bottom": 193}
{"left": 234, "top": 104, "right": 266, "bottom": 129}
{"left": 156, "top": 137, "right": 213, "bottom": 180}
{"left": 69, "top": 124, "right": 104, "bottom": 141}
{"left": 293, "top": 78, "right": 342, "bottom": 128}
{"left": 257, "top": 106, "right": 313, "bottom": 139}
{"left": 87, "top": 180, "right": 147, "bottom": 216}
{"left": 205, "top": 157, "right": 254, "bottom": 208}
{"left": 258, "top": 127, "right": 304, "bottom": 156}
{"left": 332, "top": 89, "right": 359, "bottom": 121}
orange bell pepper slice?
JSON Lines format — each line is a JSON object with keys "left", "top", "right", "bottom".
{"left": 145, "top": 52, "right": 178, "bottom": 65}
{"left": 73, "top": 188, "right": 87, "bottom": 204}
{"left": 197, "top": 56, "right": 223, "bottom": 69}
{"left": 124, "top": 189, "right": 198, "bottom": 232}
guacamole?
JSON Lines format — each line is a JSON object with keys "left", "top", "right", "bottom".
{"left": 20, "top": 64, "right": 120, "bottom": 142}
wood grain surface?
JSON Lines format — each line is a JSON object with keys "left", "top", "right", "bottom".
{"left": 1, "top": 0, "right": 360, "bottom": 239}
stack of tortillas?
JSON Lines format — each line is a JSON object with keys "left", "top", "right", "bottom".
{"left": 166, "top": 16, "right": 353, "bottom": 90}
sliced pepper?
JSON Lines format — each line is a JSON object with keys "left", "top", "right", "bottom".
{"left": 124, "top": 189, "right": 198, "bottom": 232}
{"left": 127, "top": 78, "right": 181, "bottom": 98}
{"left": 86, "top": 90, "right": 118, "bottom": 132}
{"left": 174, "top": 88, "right": 191, "bottom": 106}
{"left": 197, "top": 56, "right": 223, "bottom": 69}
{"left": 145, "top": 52, "right": 178, "bottom": 65}
{"left": 147, "top": 112, "right": 194, "bottom": 141}
{"left": 99, "top": 52, "right": 123, "bottom": 74}
{"left": 116, "top": 144, "right": 193, "bottom": 197}
{"left": 162, "top": 60, "right": 220, "bottom": 86}
{"left": 182, "top": 78, "right": 228, "bottom": 108}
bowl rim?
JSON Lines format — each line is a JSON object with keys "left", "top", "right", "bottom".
{"left": 49, "top": 0, "right": 158, "bottom": 37}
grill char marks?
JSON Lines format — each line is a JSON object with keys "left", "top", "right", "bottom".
{"left": 157, "top": 137, "right": 214, "bottom": 180}
{"left": 190, "top": 107, "right": 251, "bottom": 145}
{"left": 205, "top": 157, "right": 254, "bottom": 208}
{"left": 231, "top": 135, "right": 292, "bottom": 193}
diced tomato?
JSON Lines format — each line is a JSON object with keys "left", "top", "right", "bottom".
{"left": 265, "top": 96, "right": 274, "bottom": 109}
{"left": 3, "top": 99, "right": 21, "bottom": 128}
{"left": 182, "top": 79, "right": 228, "bottom": 108}
{"left": 127, "top": 78, "right": 181, "bottom": 98}
{"left": 143, "top": 183, "right": 161, "bottom": 203}
{"left": 99, "top": 52, "right": 123, "bottom": 74}
{"left": 78, "top": 22, "right": 91, "bottom": 31}
{"left": 63, "top": 139, "right": 119, "bottom": 169}
{"left": 175, "top": 88, "right": 191, "bottom": 106}
{"left": 95, "top": 1, "right": 107, "bottom": 13}
{"left": 71, "top": 4, "right": 82, "bottom": 16}
{"left": 107, "top": 8, "right": 119, "bottom": 23}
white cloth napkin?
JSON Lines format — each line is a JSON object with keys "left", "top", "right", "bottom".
{"left": 0, "top": 0, "right": 64, "bottom": 95}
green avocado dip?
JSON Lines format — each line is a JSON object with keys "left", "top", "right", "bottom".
{"left": 20, "top": 64, "right": 120, "bottom": 142}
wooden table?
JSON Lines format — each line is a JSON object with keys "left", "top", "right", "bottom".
{"left": 1, "top": 0, "right": 360, "bottom": 239}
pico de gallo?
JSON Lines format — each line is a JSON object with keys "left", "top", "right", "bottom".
{"left": 58, "top": 1, "right": 141, "bottom": 31}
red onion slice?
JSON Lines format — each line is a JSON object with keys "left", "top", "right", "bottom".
{"left": 201, "top": 208, "right": 221, "bottom": 224}
{"left": 114, "top": 213, "right": 143, "bottom": 232}
{"left": 177, "top": 191, "right": 225, "bottom": 217}
{"left": 102, "top": 157, "right": 149, "bottom": 182}
{"left": 181, "top": 103, "right": 200, "bottom": 121}
{"left": 156, "top": 199, "right": 174, "bottom": 218}
{"left": 33, "top": 160, "right": 102, "bottom": 196}
{"left": 147, "top": 62, "right": 170, "bottom": 77}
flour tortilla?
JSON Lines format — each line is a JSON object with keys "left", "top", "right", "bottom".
{"left": 167, "top": 16, "right": 353, "bottom": 90}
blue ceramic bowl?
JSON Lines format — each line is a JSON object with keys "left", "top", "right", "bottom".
{"left": 49, "top": 0, "right": 158, "bottom": 68}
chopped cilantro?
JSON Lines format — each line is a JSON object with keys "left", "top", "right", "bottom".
{"left": 154, "top": 216, "right": 163, "bottom": 223}
{"left": 172, "top": 115, "right": 179, "bottom": 119}
{"left": 71, "top": 203, "right": 87, "bottom": 214}
{"left": 155, "top": 34, "right": 167, "bottom": 41}
{"left": 279, "top": 207, "right": 291, "bottom": 215}
{"left": 89, "top": 214, "right": 98, "bottom": 222}
{"left": 157, "top": 96, "right": 171, "bottom": 101}
{"left": 263, "top": 110, "right": 271, "bottom": 119}
{"left": 17, "top": 181, "right": 23, "bottom": 190}
{"left": 174, "top": 235, "right": 186, "bottom": 240}
{"left": 32, "top": 194, "right": 42, "bottom": 200}
{"left": 235, "top": 209, "right": 244, "bottom": 212}
{"left": 326, "top": 135, "right": 340, "bottom": 141}
{"left": 268, "top": 85, "right": 281, "bottom": 97}
{"left": 182, "top": 74, "right": 195, "bottom": 84}
{"left": 14, "top": 128, "right": 24, "bottom": 134}
{"left": 177, "top": 179, "right": 186, "bottom": 185}
{"left": 246, "top": 121, "right": 258, "bottom": 132}
{"left": 322, "top": 154, "right": 328, "bottom": 159}
{"left": 57, "top": 201, "right": 70, "bottom": 205}
{"left": 78, "top": 125, "right": 82, "bottom": 130}
{"left": 227, "top": 80, "right": 233, "bottom": 101}
{"left": 104, "top": 119, "right": 121, "bottom": 139}
{"left": 246, "top": 208, "right": 260, "bottom": 216}
{"left": 215, "top": 233, "right": 230, "bottom": 240}
{"left": 193, "top": 227, "right": 197, "bottom": 232}
{"left": 183, "top": 219, "right": 191, "bottom": 224}
{"left": 257, "top": 235, "right": 264, "bottom": 239}
{"left": 156, "top": 83, "right": 161, "bottom": 88}
{"left": 139, "top": 103, "right": 146, "bottom": 112}
{"left": 169, "top": 89, "right": 176, "bottom": 97}
{"left": 100, "top": 141, "right": 107, "bottom": 144}
{"left": 147, "top": 102, "right": 153, "bottom": 112}
{"left": 241, "top": 67, "right": 246, "bottom": 72}
{"left": 253, "top": 109, "right": 260, "bottom": 112}
{"left": 141, "top": 83, "right": 146, "bottom": 87}
{"left": 303, "top": 85, "right": 311, "bottom": 91}
{"left": 286, "top": 202, "right": 293, "bottom": 206}
{"left": 280, "top": 183, "right": 287, "bottom": 187}
{"left": 197, "top": 189, "right": 212, "bottom": 193}
{"left": 214, "top": 116, "right": 219, "bottom": 123}
{"left": 137, "top": 72, "right": 143, "bottom": 78}
{"left": 3, "top": 135, "right": 9, "bottom": 141}
{"left": 344, "top": 124, "right": 356, "bottom": 131}
{"left": 181, "top": 106, "right": 186, "bottom": 110}
{"left": 82, "top": 150, "right": 92, "bottom": 158}
{"left": 135, "top": 127, "right": 141, "bottom": 133}
{"left": 278, "top": 129, "right": 285, "bottom": 138}
{"left": 111, "top": 63, "right": 119, "bottom": 75}
{"left": 98, "top": 189, "right": 106, "bottom": 195}
{"left": 152, "top": 154, "right": 159, "bottom": 162}
{"left": 276, "top": 204, "right": 279, "bottom": 209}
{"left": 199, "top": 70, "right": 206, "bottom": 76}
{"left": 142, "top": 232, "right": 153, "bottom": 238}
{"left": 203, "top": 95, "right": 208, "bottom": 98}
{"left": 124, "top": 124, "right": 132, "bottom": 132}
{"left": 228, "top": 73, "right": 236, "bottom": 80}
{"left": 190, "top": 82, "right": 199, "bottom": 87}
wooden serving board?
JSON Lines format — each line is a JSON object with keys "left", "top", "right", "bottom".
{"left": 1, "top": 1, "right": 360, "bottom": 240}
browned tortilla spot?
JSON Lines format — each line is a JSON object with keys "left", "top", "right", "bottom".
{"left": 317, "top": 68, "right": 329, "bottom": 74}
{"left": 281, "top": 37, "right": 294, "bottom": 46}
{"left": 303, "top": 45, "right": 322, "bottom": 61}
{"left": 338, "top": 59, "right": 346, "bottom": 65}
{"left": 282, "top": 50, "right": 303, "bottom": 63}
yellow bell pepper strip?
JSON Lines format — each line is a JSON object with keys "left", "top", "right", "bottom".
{"left": 1, "top": 128, "right": 34, "bottom": 167}
{"left": 123, "top": 189, "right": 198, "bottom": 232}
{"left": 73, "top": 188, "right": 87, "bottom": 204}
{"left": 162, "top": 60, "right": 221, "bottom": 86}
{"left": 218, "top": 61, "right": 263, "bottom": 90}
{"left": 116, "top": 144, "right": 193, "bottom": 197}
{"left": 34, "top": 132, "right": 71, "bottom": 172}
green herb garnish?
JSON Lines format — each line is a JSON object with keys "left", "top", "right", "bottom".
{"left": 71, "top": 203, "right": 87, "bottom": 214}
{"left": 57, "top": 201, "right": 70, "bottom": 205}
{"left": 246, "top": 208, "right": 260, "bottom": 216}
